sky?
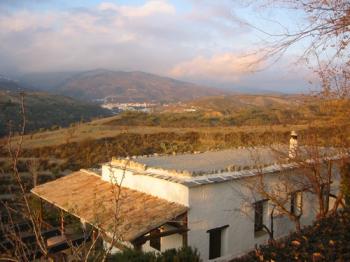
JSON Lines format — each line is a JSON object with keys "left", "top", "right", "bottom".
{"left": 0, "top": 0, "right": 316, "bottom": 93}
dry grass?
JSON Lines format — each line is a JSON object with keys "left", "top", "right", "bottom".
{"left": 2, "top": 114, "right": 317, "bottom": 150}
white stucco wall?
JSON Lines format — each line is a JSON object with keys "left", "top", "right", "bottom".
{"left": 101, "top": 165, "right": 189, "bottom": 206}
{"left": 188, "top": 180, "right": 262, "bottom": 261}
{"left": 186, "top": 166, "right": 341, "bottom": 261}
{"left": 100, "top": 161, "right": 342, "bottom": 261}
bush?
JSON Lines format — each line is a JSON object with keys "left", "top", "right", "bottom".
{"left": 108, "top": 249, "right": 156, "bottom": 262}
{"left": 159, "top": 247, "right": 201, "bottom": 262}
{"left": 108, "top": 246, "right": 201, "bottom": 262}
{"left": 232, "top": 209, "right": 350, "bottom": 262}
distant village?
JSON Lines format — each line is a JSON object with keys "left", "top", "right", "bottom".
{"left": 99, "top": 98, "right": 198, "bottom": 114}
{"left": 101, "top": 102, "right": 157, "bottom": 113}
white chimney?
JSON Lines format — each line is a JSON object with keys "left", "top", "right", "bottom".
{"left": 289, "top": 130, "right": 298, "bottom": 159}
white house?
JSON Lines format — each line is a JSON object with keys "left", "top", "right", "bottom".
{"left": 31, "top": 132, "right": 343, "bottom": 261}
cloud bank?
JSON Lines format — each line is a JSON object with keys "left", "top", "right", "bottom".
{"left": 170, "top": 53, "right": 262, "bottom": 82}
{"left": 0, "top": 1, "right": 243, "bottom": 73}
{"left": 0, "top": 0, "right": 311, "bottom": 92}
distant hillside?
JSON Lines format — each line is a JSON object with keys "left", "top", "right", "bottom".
{"left": 20, "top": 71, "right": 79, "bottom": 91}
{"left": 184, "top": 94, "right": 302, "bottom": 113}
{"left": 131, "top": 94, "right": 337, "bottom": 126}
{"left": 21, "top": 70, "right": 227, "bottom": 102}
{"left": 0, "top": 81, "right": 111, "bottom": 137}
{"left": 159, "top": 94, "right": 304, "bottom": 115}
{"left": 0, "top": 77, "right": 31, "bottom": 92}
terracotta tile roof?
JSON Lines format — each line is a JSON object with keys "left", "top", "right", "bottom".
{"left": 31, "top": 171, "right": 188, "bottom": 242}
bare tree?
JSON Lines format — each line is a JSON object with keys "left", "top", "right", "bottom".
{"left": 244, "top": 1, "right": 349, "bottom": 83}
{"left": 237, "top": 130, "right": 348, "bottom": 242}
{"left": 243, "top": 172, "right": 303, "bottom": 235}
{"left": 276, "top": 132, "right": 346, "bottom": 218}
{"left": 1, "top": 93, "right": 48, "bottom": 261}
{"left": 27, "top": 159, "right": 39, "bottom": 188}
{"left": 239, "top": 0, "right": 350, "bottom": 211}
{"left": 237, "top": 149, "right": 304, "bottom": 238}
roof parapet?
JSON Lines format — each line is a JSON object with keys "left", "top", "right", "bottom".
{"left": 110, "top": 157, "right": 193, "bottom": 177}
{"left": 111, "top": 157, "right": 148, "bottom": 171}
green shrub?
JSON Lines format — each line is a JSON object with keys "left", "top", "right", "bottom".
{"left": 108, "top": 249, "right": 156, "bottom": 262}
{"left": 108, "top": 246, "right": 201, "bottom": 262}
{"left": 159, "top": 246, "right": 201, "bottom": 262}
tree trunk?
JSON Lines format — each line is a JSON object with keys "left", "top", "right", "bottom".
{"left": 294, "top": 219, "right": 301, "bottom": 233}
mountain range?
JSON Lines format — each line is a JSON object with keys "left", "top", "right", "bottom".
{"left": 20, "top": 69, "right": 228, "bottom": 102}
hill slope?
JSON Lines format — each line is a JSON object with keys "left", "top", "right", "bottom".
{"left": 0, "top": 77, "right": 32, "bottom": 92}
{"left": 22, "top": 70, "right": 227, "bottom": 102}
{"left": 161, "top": 94, "right": 304, "bottom": 114}
{"left": 185, "top": 94, "right": 301, "bottom": 112}
{"left": 20, "top": 71, "right": 79, "bottom": 91}
{"left": 0, "top": 80, "right": 111, "bottom": 137}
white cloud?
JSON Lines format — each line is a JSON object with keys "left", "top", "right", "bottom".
{"left": 0, "top": 0, "right": 247, "bottom": 74}
{"left": 170, "top": 53, "right": 262, "bottom": 82}
{"left": 98, "top": 1, "right": 176, "bottom": 17}
{"left": 0, "top": 11, "right": 55, "bottom": 32}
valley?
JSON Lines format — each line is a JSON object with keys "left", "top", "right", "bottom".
{"left": 1, "top": 74, "right": 349, "bottom": 261}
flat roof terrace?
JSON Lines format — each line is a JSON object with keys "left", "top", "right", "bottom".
{"left": 106, "top": 146, "right": 343, "bottom": 187}
{"left": 106, "top": 147, "right": 293, "bottom": 187}
{"left": 134, "top": 148, "right": 279, "bottom": 174}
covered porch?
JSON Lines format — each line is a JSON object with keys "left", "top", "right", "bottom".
{"left": 31, "top": 170, "right": 189, "bottom": 253}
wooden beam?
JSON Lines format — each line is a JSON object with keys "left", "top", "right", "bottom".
{"left": 206, "top": 224, "right": 229, "bottom": 233}
{"left": 166, "top": 221, "right": 183, "bottom": 228}
{"left": 166, "top": 212, "right": 188, "bottom": 228}
{"left": 60, "top": 210, "right": 64, "bottom": 235}
{"left": 132, "top": 227, "right": 189, "bottom": 246}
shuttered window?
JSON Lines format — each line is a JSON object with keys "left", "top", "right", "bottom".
{"left": 254, "top": 200, "right": 267, "bottom": 232}
{"left": 209, "top": 229, "right": 221, "bottom": 259}
{"left": 207, "top": 225, "right": 229, "bottom": 259}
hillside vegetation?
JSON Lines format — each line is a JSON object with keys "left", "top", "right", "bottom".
{"left": 2, "top": 116, "right": 348, "bottom": 171}
{"left": 0, "top": 90, "right": 111, "bottom": 137}
{"left": 110, "top": 96, "right": 348, "bottom": 127}
{"left": 185, "top": 94, "right": 299, "bottom": 111}
{"left": 1, "top": 95, "right": 349, "bottom": 170}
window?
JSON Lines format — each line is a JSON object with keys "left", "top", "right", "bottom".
{"left": 207, "top": 225, "right": 229, "bottom": 259}
{"left": 254, "top": 200, "right": 267, "bottom": 233}
{"left": 149, "top": 228, "right": 161, "bottom": 251}
{"left": 291, "top": 191, "right": 303, "bottom": 216}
